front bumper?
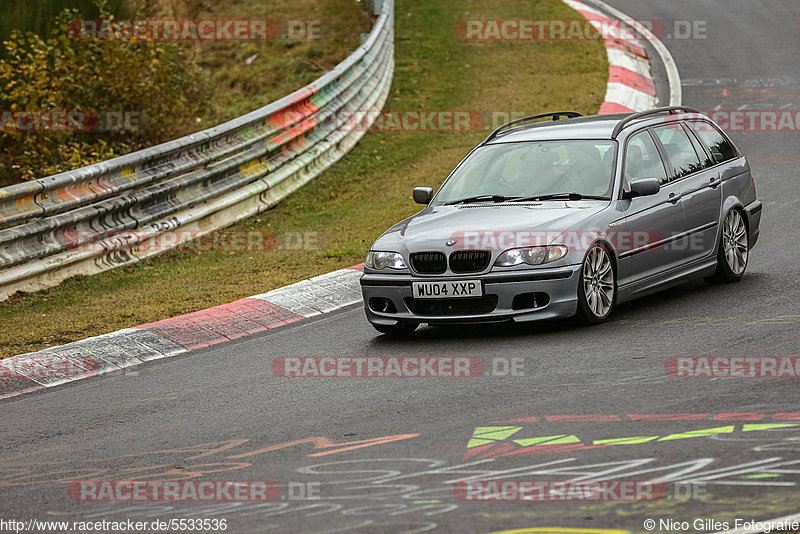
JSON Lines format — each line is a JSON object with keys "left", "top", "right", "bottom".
{"left": 744, "top": 199, "right": 762, "bottom": 249}
{"left": 360, "top": 265, "right": 581, "bottom": 326}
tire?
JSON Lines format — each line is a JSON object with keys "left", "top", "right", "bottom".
{"left": 371, "top": 321, "right": 420, "bottom": 336}
{"left": 707, "top": 209, "right": 748, "bottom": 284}
{"left": 576, "top": 244, "right": 615, "bottom": 324}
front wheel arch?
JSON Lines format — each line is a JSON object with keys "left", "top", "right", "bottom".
{"left": 575, "top": 241, "right": 617, "bottom": 324}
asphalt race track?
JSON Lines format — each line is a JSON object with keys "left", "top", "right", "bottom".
{"left": 2, "top": 1, "right": 799, "bottom": 533}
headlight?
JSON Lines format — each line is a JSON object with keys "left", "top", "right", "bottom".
{"left": 494, "top": 245, "right": 567, "bottom": 267}
{"left": 365, "top": 251, "right": 408, "bottom": 270}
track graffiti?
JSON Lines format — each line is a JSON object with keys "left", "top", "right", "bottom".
{"left": 39, "top": 456, "right": 800, "bottom": 531}
{"left": 0, "top": 434, "right": 419, "bottom": 487}
{"left": 489, "top": 413, "right": 800, "bottom": 424}
{"left": 465, "top": 419, "right": 800, "bottom": 460}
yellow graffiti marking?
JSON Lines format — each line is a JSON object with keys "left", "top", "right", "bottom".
{"left": 468, "top": 423, "right": 800, "bottom": 455}
{"left": 657, "top": 426, "right": 735, "bottom": 441}
{"left": 120, "top": 167, "right": 137, "bottom": 183}
{"left": 742, "top": 423, "right": 800, "bottom": 431}
{"left": 593, "top": 436, "right": 659, "bottom": 445}
{"left": 467, "top": 426, "right": 522, "bottom": 447}
{"left": 514, "top": 435, "right": 581, "bottom": 447}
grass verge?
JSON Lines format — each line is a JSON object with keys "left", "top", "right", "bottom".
{"left": 176, "top": 0, "right": 374, "bottom": 126}
{"left": 0, "top": 0, "right": 607, "bottom": 356}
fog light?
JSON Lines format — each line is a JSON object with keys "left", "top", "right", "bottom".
{"left": 369, "top": 297, "right": 397, "bottom": 313}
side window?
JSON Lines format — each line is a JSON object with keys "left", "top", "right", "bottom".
{"left": 624, "top": 130, "right": 667, "bottom": 186}
{"left": 686, "top": 121, "right": 737, "bottom": 164}
{"left": 682, "top": 123, "right": 713, "bottom": 169}
{"left": 652, "top": 124, "right": 704, "bottom": 179}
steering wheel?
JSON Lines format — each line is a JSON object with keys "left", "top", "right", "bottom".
{"left": 476, "top": 180, "right": 522, "bottom": 196}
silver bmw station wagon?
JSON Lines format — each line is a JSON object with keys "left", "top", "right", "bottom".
{"left": 360, "top": 107, "right": 762, "bottom": 335}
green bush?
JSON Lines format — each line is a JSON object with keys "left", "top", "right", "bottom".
{"left": 0, "top": 0, "right": 129, "bottom": 48}
{"left": 0, "top": 2, "right": 205, "bottom": 185}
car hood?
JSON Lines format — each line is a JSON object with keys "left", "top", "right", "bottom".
{"left": 374, "top": 201, "right": 608, "bottom": 252}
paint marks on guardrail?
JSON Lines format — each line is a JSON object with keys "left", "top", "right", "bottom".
{"left": 0, "top": 0, "right": 393, "bottom": 300}
{"left": 0, "top": 182, "right": 44, "bottom": 227}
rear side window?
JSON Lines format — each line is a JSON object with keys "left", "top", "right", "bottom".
{"left": 652, "top": 125, "right": 704, "bottom": 179}
{"left": 682, "top": 123, "right": 714, "bottom": 169}
{"left": 624, "top": 130, "right": 667, "bottom": 185}
{"left": 686, "top": 121, "right": 738, "bottom": 164}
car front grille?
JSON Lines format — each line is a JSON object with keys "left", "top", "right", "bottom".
{"left": 449, "top": 251, "right": 491, "bottom": 273}
{"left": 410, "top": 252, "right": 447, "bottom": 274}
{"left": 405, "top": 295, "right": 498, "bottom": 316}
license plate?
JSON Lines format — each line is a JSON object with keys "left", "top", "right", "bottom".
{"left": 412, "top": 280, "right": 482, "bottom": 299}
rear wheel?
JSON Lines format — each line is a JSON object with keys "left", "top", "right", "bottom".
{"left": 576, "top": 245, "right": 615, "bottom": 324}
{"left": 371, "top": 321, "right": 420, "bottom": 337}
{"left": 707, "top": 209, "right": 748, "bottom": 283}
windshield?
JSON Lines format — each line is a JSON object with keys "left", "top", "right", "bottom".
{"left": 435, "top": 140, "right": 617, "bottom": 203}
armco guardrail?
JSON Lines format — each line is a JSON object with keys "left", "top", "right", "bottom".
{"left": 0, "top": 0, "right": 393, "bottom": 301}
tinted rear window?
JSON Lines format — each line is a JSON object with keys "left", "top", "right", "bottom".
{"left": 683, "top": 123, "right": 714, "bottom": 169}
{"left": 686, "top": 121, "right": 738, "bottom": 164}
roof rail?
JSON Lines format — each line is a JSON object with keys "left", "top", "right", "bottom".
{"left": 485, "top": 111, "right": 582, "bottom": 143}
{"left": 611, "top": 106, "right": 701, "bottom": 138}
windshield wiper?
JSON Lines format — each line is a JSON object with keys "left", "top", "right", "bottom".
{"left": 444, "top": 194, "right": 521, "bottom": 205}
{"left": 509, "top": 192, "right": 610, "bottom": 202}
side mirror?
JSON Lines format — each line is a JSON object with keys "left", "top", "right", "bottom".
{"left": 624, "top": 178, "right": 661, "bottom": 199}
{"left": 413, "top": 186, "right": 433, "bottom": 205}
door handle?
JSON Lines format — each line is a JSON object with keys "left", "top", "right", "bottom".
{"left": 709, "top": 176, "right": 720, "bottom": 189}
{"left": 668, "top": 192, "right": 682, "bottom": 204}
